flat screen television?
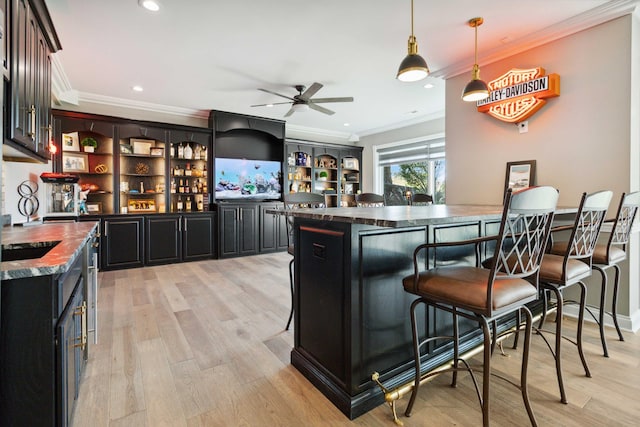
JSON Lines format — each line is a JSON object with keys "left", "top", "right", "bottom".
{"left": 214, "top": 157, "right": 282, "bottom": 201}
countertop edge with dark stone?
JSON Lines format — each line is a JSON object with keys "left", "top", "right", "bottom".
{"left": 268, "top": 204, "right": 577, "bottom": 228}
{"left": 1, "top": 221, "right": 99, "bottom": 280}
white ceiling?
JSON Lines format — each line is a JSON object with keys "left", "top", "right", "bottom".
{"left": 45, "top": 0, "right": 637, "bottom": 140}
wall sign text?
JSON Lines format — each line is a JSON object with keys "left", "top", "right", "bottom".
{"left": 476, "top": 67, "right": 560, "bottom": 123}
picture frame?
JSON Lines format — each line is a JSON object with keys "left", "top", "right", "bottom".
{"left": 131, "top": 139, "right": 153, "bottom": 155}
{"left": 63, "top": 152, "right": 88, "bottom": 172}
{"left": 150, "top": 147, "right": 164, "bottom": 157}
{"left": 62, "top": 132, "right": 80, "bottom": 152}
{"left": 86, "top": 202, "right": 102, "bottom": 214}
{"left": 504, "top": 160, "right": 536, "bottom": 194}
{"left": 128, "top": 199, "right": 156, "bottom": 213}
{"left": 120, "top": 144, "right": 133, "bottom": 154}
{"left": 344, "top": 183, "right": 354, "bottom": 195}
{"left": 343, "top": 157, "right": 359, "bottom": 170}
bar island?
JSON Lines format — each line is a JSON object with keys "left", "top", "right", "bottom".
{"left": 286, "top": 204, "right": 572, "bottom": 419}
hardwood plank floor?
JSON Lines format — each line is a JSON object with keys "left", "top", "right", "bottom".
{"left": 72, "top": 252, "right": 640, "bottom": 426}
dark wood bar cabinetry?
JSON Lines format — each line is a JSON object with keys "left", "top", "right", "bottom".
{"left": 145, "top": 213, "right": 215, "bottom": 265}
{"left": 285, "top": 206, "right": 527, "bottom": 418}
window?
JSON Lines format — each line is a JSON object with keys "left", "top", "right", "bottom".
{"left": 374, "top": 135, "right": 445, "bottom": 205}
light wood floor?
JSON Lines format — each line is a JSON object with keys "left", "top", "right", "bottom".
{"left": 72, "top": 252, "right": 640, "bottom": 426}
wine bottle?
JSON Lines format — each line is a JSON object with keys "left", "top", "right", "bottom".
{"left": 184, "top": 143, "right": 193, "bottom": 160}
{"left": 177, "top": 196, "right": 183, "bottom": 212}
{"left": 185, "top": 197, "right": 192, "bottom": 212}
{"left": 178, "top": 143, "right": 184, "bottom": 159}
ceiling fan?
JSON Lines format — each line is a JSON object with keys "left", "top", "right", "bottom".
{"left": 251, "top": 82, "right": 354, "bottom": 117}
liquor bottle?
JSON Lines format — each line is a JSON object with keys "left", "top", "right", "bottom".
{"left": 177, "top": 196, "right": 183, "bottom": 211}
{"left": 185, "top": 163, "right": 192, "bottom": 176}
{"left": 170, "top": 144, "right": 175, "bottom": 158}
{"left": 185, "top": 197, "right": 192, "bottom": 212}
{"left": 179, "top": 179, "right": 184, "bottom": 193}
{"left": 185, "top": 179, "right": 190, "bottom": 193}
{"left": 203, "top": 164, "right": 207, "bottom": 178}
{"left": 194, "top": 144, "right": 201, "bottom": 160}
{"left": 184, "top": 143, "right": 193, "bottom": 160}
{"left": 178, "top": 143, "right": 184, "bottom": 159}
{"left": 197, "top": 197, "right": 203, "bottom": 211}
{"left": 170, "top": 181, "right": 176, "bottom": 193}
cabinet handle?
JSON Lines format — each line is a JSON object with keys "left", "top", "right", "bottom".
{"left": 104, "top": 222, "right": 108, "bottom": 236}
{"left": 27, "top": 105, "right": 36, "bottom": 138}
{"left": 74, "top": 301, "right": 87, "bottom": 351}
{"left": 184, "top": 218, "right": 187, "bottom": 232}
{"left": 178, "top": 219, "right": 181, "bottom": 232}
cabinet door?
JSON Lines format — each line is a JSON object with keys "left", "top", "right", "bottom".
{"left": 146, "top": 215, "right": 180, "bottom": 265}
{"left": 183, "top": 214, "right": 214, "bottom": 260}
{"left": 9, "top": 0, "right": 34, "bottom": 148}
{"left": 238, "top": 205, "right": 258, "bottom": 255}
{"left": 102, "top": 217, "right": 144, "bottom": 269}
{"left": 56, "top": 278, "right": 85, "bottom": 427}
{"left": 259, "top": 203, "right": 286, "bottom": 252}
{"left": 219, "top": 205, "right": 240, "bottom": 257}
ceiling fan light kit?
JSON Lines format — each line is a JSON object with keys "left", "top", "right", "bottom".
{"left": 397, "top": 0, "right": 429, "bottom": 82}
{"left": 462, "top": 17, "right": 490, "bottom": 102}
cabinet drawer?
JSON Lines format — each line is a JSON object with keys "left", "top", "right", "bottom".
{"left": 57, "top": 254, "right": 82, "bottom": 317}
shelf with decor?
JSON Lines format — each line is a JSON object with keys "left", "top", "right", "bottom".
{"left": 118, "top": 136, "right": 166, "bottom": 214}
{"left": 314, "top": 150, "right": 339, "bottom": 207}
{"left": 170, "top": 138, "right": 209, "bottom": 213}
{"left": 340, "top": 155, "right": 360, "bottom": 207}
{"left": 286, "top": 146, "right": 313, "bottom": 193}
{"left": 59, "top": 124, "right": 115, "bottom": 215}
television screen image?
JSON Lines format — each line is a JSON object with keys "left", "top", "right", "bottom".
{"left": 215, "top": 158, "right": 282, "bottom": 200}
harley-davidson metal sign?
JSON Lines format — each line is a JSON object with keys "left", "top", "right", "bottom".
{"left": 476, "top": 67, "right": 560, "bottom": 123}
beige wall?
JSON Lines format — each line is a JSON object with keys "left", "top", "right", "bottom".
{"left": 447, "top": 15, "right": 636, "bottom": 209}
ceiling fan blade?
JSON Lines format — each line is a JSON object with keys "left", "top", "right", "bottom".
{"left": 258, "top": 88, "right": 295, "bottom": 101}
{"left": 250, "top": 101, "right": 292, "bottom": 107}
{"left": 310, "top": 97, "right": 354, "bottom": 104}
{"left": 299, "top": 82, "right": 323, "bottom": 101}
{"left": 308, "top": 102, "right": 335, "bottom": 115}
{"left": 284, "top": 107, "right": 296, "bottom": 117}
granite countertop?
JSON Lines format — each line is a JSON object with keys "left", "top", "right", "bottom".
{"left": 1, "top": 221, "right": 99, "bottom": 280}
{"left": 272, "top": 204, "right": 578, "bottom": 228}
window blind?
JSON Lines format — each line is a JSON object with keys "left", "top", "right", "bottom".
{"left": 377, "top": 138, "right": 445, "bottom": 167}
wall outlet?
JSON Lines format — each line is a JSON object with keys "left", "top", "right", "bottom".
{"left": 518, "top": 121, "right": 529, "bottom": 133}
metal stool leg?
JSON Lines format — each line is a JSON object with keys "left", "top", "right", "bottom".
{"left": 286, "top": 257, "right": 294, "bottom": 330}
{"left": 576, "top": 282, "right": 592, "bottom": 378}
{"left": 612, "top": 265, "right": 625, "bottom": 341}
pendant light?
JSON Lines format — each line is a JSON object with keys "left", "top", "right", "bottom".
{"left": 396, "top": 0, "right": 429, "bottom": 82}
{"left": 461, "top": 17, "right": 489, "bottom": 102}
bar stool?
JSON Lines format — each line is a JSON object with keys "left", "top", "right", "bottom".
{"left": 355, "top": 192, "right": 385, "bottom": 207}
{"left": 411, "top": 193, "right": 433, "bottom": 205}
{"left": 549, "top": 191, "right": 640, "bottom": 357}
{"left": 283, "top": 192, "right": 325, "bottom": 330}
{"left": 537, "top": 190, "right": 612, "bottom": 404}
{"left": 402, "top": 186, "right": 558, "bottom": 426}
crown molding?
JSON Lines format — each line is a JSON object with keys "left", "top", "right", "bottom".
{"left": 75, "top": 92, "right": 210, "bottom": 119}
{"left": 285, "top": 123, "right": 358, "bottom": 144}
{"left": 431, "top": 0, "right": 640, "bottom": 79}
{"left": 357, "top": 109, "right": 446, "bottom": 138}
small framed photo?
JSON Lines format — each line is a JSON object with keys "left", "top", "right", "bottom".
{"left": 120, "top": 144, "right": 133, "bottom": 154}
{"left": 86, "top": 202, "right": 102, "bottom": 214}
{"left": 344, "top": 183, "right": 354, "bottom": 194}
{"left": 343, "top": 158, "right": 359, "bottom": 170}
{"left": 63, "top": 152, "right": 88, "bottom": 172}
{"left": 128, "top": 199, "right": 156, "bottom": 213}
{"left": 131, "top": 139, "right": 153, "bottom": 155}
{"left": 150, "top": 147, "right": 164, "bottom": 157}
{"left": 62, "top": 132, "right": 80, "bottom": 152}
{"left": 504, "top": 160, "right": 536, "bottom": 195}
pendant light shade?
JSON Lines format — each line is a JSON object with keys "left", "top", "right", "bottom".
{"left": 397, "top": 0, "right": 429, "bottom": 82}
{"left": 461, "top": 17, "right": 489, "bottom": 102}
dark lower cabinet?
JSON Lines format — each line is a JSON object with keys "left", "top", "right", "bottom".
{"left": 1, "top": 249, "right": 87, "bottom": 426}
{"left": 146, "top": 213, "right": 215, "bottom": 265}
{"left": 57, "top": 278, "right": 86, "bottom": 427}
{"left": 183, "top": 214, "right": 215, "bottom": 260}
{"left": 102, "top": 216, "right": 144, "bottom": 270}
{"left": 218, "top": 204, "right": 258, "bottom": 258}
{"left": 259, "top": 202, "right": 288, "bottom": 252}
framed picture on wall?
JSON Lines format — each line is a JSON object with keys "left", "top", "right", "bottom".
{"left": 504, "top": 160, "right": 536, "bottom": 195}
{"left": 63, "top": 152, "right": 88, "bottom": 172}
{"left": 62, "top": 132, "right": 80, "bottom": 151}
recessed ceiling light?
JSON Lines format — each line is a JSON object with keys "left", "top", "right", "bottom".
{"left": 132, "top": 85, "right": 144, "bottom": 92}
{"left": 266, "top": 104, "right": 274, "bottom": 108}
{"left": 138, "top": 0, "right": 160, "bottom": 12}
{"left": 343, "top": 123, "right": 350, "bottom": 127}
{"left": 423, "top": 83, "right": 434, "bottom": 89}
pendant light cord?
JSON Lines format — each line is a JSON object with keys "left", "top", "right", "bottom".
{"left": 411, "top": 0, "right": 415, "bottom": 37}
{"left": 474, "top": 23, "right": 478, "bottom": 65}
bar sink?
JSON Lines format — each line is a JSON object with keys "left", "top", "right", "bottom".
{"left": 1, "top": 241, "right": 61, "bottom": 261}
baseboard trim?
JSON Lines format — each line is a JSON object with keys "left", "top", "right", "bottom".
{"left": 563, "top": 305, "right": 640, "bottom": 333}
